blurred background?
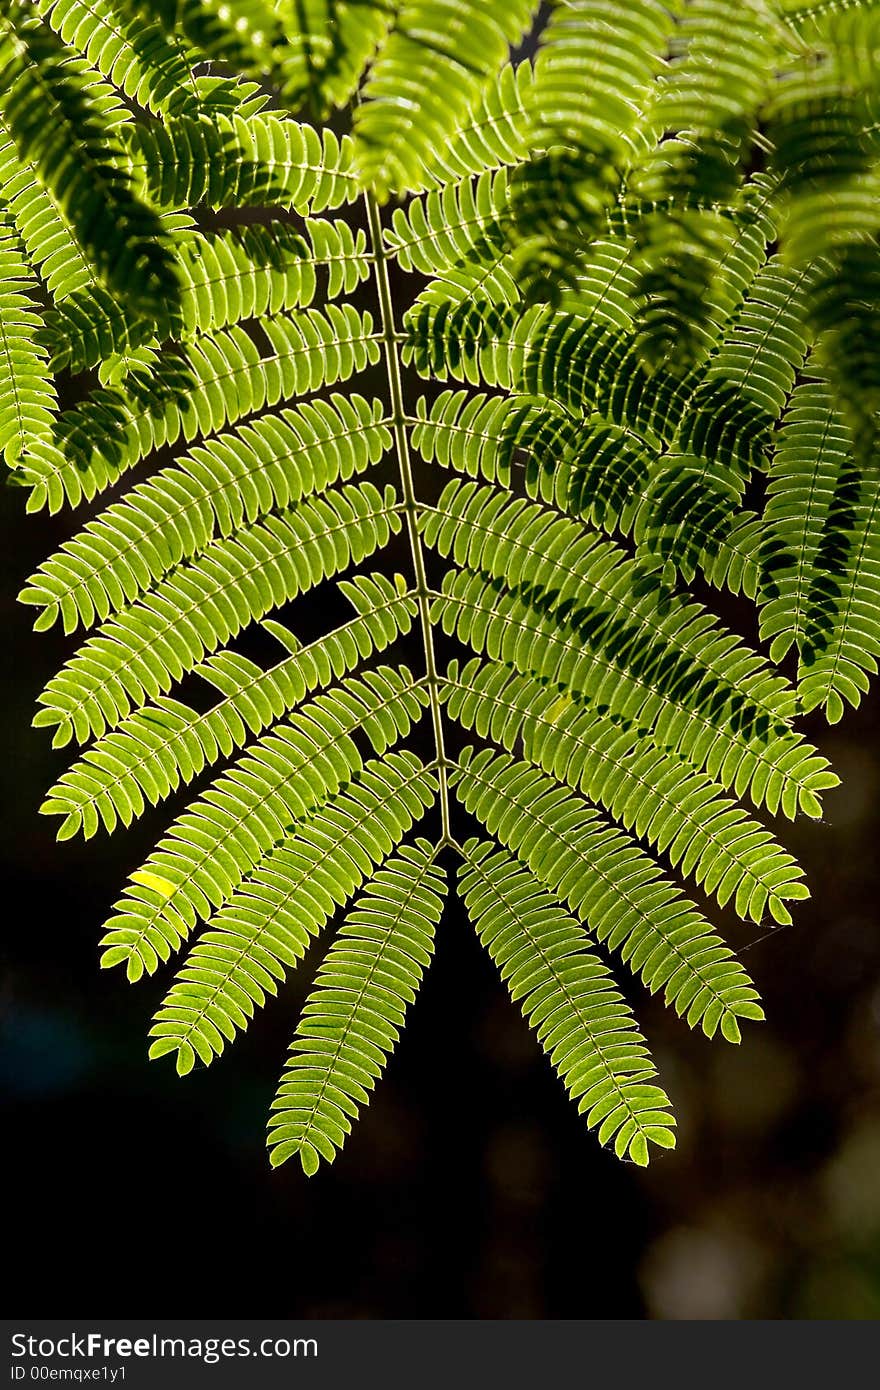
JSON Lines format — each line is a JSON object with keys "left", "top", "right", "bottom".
{"left": 3, "top": 460, "right": 880, "bottom": 1321}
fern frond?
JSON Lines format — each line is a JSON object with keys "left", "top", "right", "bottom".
{"left": 99, "top": 669, "right": 430, "bottom": 979}
{"left": 0, "top": 124, "right": 95, "bottom": 300}
{"left": 35, "top": 0, "right": 203, "bottom": 117}
{"left": 766, "top": 39, "right": 877, "bottom": 272}
{"left": 353, "top": 1, "right": 537, "bottom": 195}
{"left": 385, "top": 169, "right": 510, "bottom": 278}
{"left": 453, "top": 749, "right": 766, "bottom": 1034}
{"left": 9, "top": 0, "right": 860, "bottom": 1173}
{"left": 422, "top": 479, "right": 798, "bottom": 729}
{"left": 444, "top": 657, "right": 812, "bottom": 918}
{"left": 410, "top": 154, "right": 770, "bottom": 494}
{"left": 411, "top": 386, "right": 772, "bottom": 598}
{"left": 21, "top": 304, "right": 380, "bottom": 512}
{"left": 42, "top": 217, "right": 372, "bottom": 373}
{"left": 414, "top": 59, "right": 534, "bottom": 189}
{"left": 796, "top": 482, "right": 880, "bottom": 722}
{"left": 412, "top": 388, "right": 651, "bottom": 536}
{"left": 503, "top": 0, "right": 677, "bottom": 301}
{"left": 275, "top": 0, "right": 390, "bottom": 119}
{"left": 457, "top": 840, "right": 676, "bottom": 1165}
{"left": 408, "top": 223, "right": 803, "bottom": 509}
{"left": 701, "top": 512, "right": 763, "bottom": 599}
{"left": 405, "top": 298, "right": 708, "bottom": 469}
{"left": 0, "top": 217, "right": 56, "bottom": 462}
{"left": 0, "top": 12, "right": 180, "bottom": 315}
{"left": 34, "top": 480, "right": 401, "bottom": 743}
{"left": 432, "top": 566, "right": 835, "bottom": 819}
{"left": 146, "top": 750, "right": 439, "bottom": 1065}
{"left": 23, "top": 395, "right": 391, "bottom": 632}
{"left": 41, "top": 576, "right": 418, "bottom": 838}
{"left": 759, "top": 379, "right": 855, "bottom": 662}
{"left": 268, "top": 839, "right": 446, "bottom": 1172}
{"left": 697, "top": 258, "right": 812, "bottom": 424}
{"left": 123, "top": 111, "right": 359, "bottom": 211}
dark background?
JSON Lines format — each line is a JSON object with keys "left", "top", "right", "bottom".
{"left": 3, "top": 460, "right": 880, "bottom": 1319}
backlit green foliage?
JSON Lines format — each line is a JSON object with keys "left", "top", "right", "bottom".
{"left": 3, "top": 0, "right": 877, "bottom": 1174}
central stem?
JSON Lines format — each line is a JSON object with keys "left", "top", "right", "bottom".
{"left": 364, "top": 190, "right": 452, "bottom": 842}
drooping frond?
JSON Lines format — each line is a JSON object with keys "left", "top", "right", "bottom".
{"left": 275, "top": 0, "right": 391, "bottom": 119}
{"left": 353, "top": 1, "right": 538, "bottom": 195}
{"left": 530, "top": 0, "right": 674, "bottom": 158}
{"left": 34, "top": 479, "right": 401, "bottom": 742}
{"left": 765, "top": 5, "right": 880, "bottom": 453}
{"left": 146, "top": 750, "right": 439, "bottom": 1062}
{"left": 22, "top": 393, "right": 391, "bottom": 630}
{"left": 21, "top": 303, "right": 380, "bottom": 511}
{"left": 405, "top": 248, "right": 816, "bottom": 577}
{"left": 635, "top": 256, "right": 813, "bottom": 573}
{"left": 630, "top": 1, "right": 781, "bottom": 369}
{"left": 457, "top": 840, "right": 676, "bottom": 1166}
{"left": 0, "top": 11, "right": 180, "bottom": 315}
{"left": 100, "top": 670, "right": 431, "bottom": 978}
{"left": 122, "top": 111, "right": 359, "bottom": 212}
{"left": 41, "top": 217, "right": 372, "bottom": 373}
{"left": 503, "top": 0, "right": 678, "bottom": 301}
{"left": 0, "top": 215, "right": 56, "bottom": 462}
{"left": 453, "top": 748, "right": 766, "bottom": 1038}
{"left": 41, "top": 574, "right": 418, "bottom": 838}
{"left": 268, "top": 840, "right": 447, "bottom": 1172}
